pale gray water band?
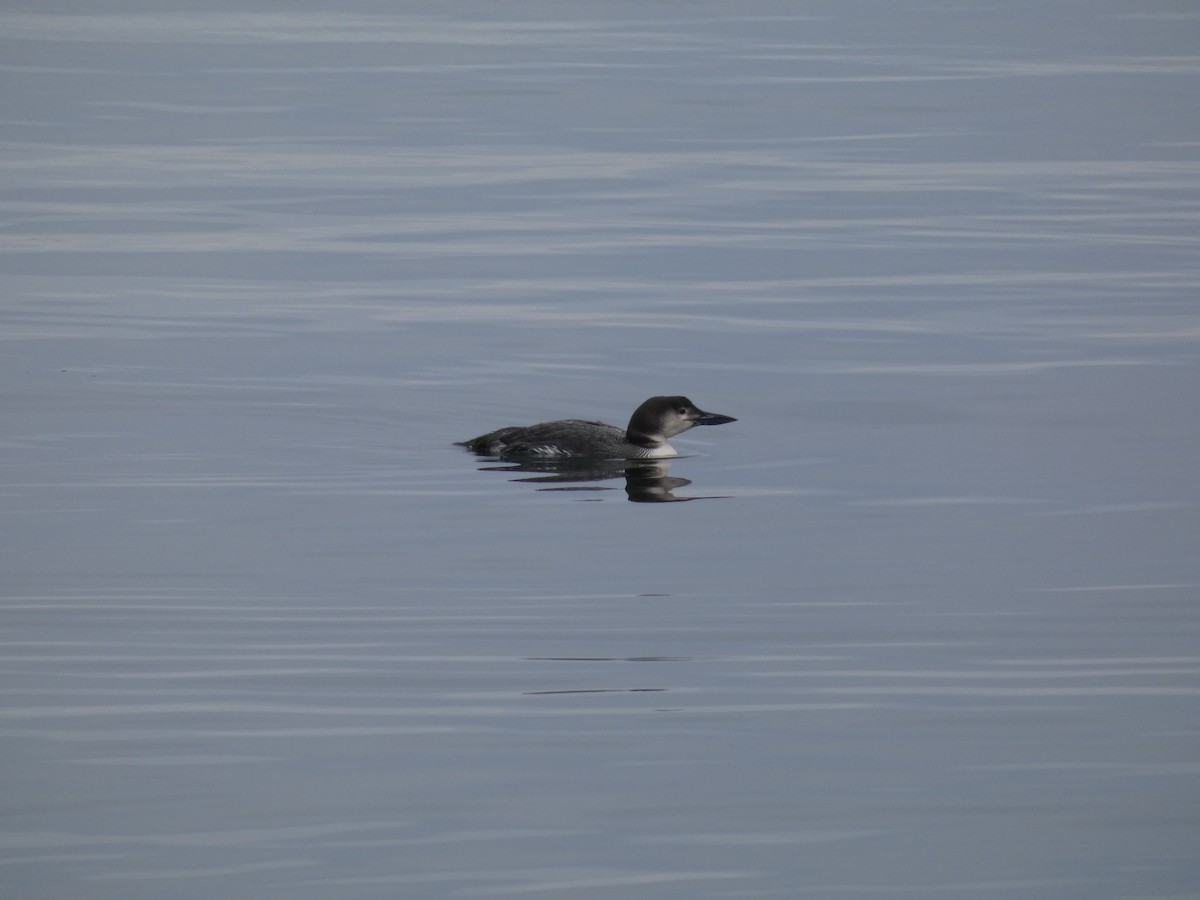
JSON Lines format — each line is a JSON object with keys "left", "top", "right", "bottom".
{"left": 2, "top": 2, "right": 1199, "bottom": 899}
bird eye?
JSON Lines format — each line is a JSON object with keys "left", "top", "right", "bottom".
{"left": 677, "top": 407, "right": 688, "bottom": 415}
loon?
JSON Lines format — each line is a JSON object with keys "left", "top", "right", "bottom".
{"left": 457, "top": 396, "right": 736, "bottom": 459}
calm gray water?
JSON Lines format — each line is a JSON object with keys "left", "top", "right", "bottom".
{"left": 3, "top": 2, "right": 1199, "bottom": 898}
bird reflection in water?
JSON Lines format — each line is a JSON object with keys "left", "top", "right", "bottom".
{"left": 476, "top": 458, "right": 726, "bottom": 503}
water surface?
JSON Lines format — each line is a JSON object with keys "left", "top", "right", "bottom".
{"left": 3, "top": 2, "right": 1199, "bottom": 898}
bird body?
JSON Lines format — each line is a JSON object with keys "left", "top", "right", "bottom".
{"left": 457, "top": 396, "right": 736, "bottom": 459}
